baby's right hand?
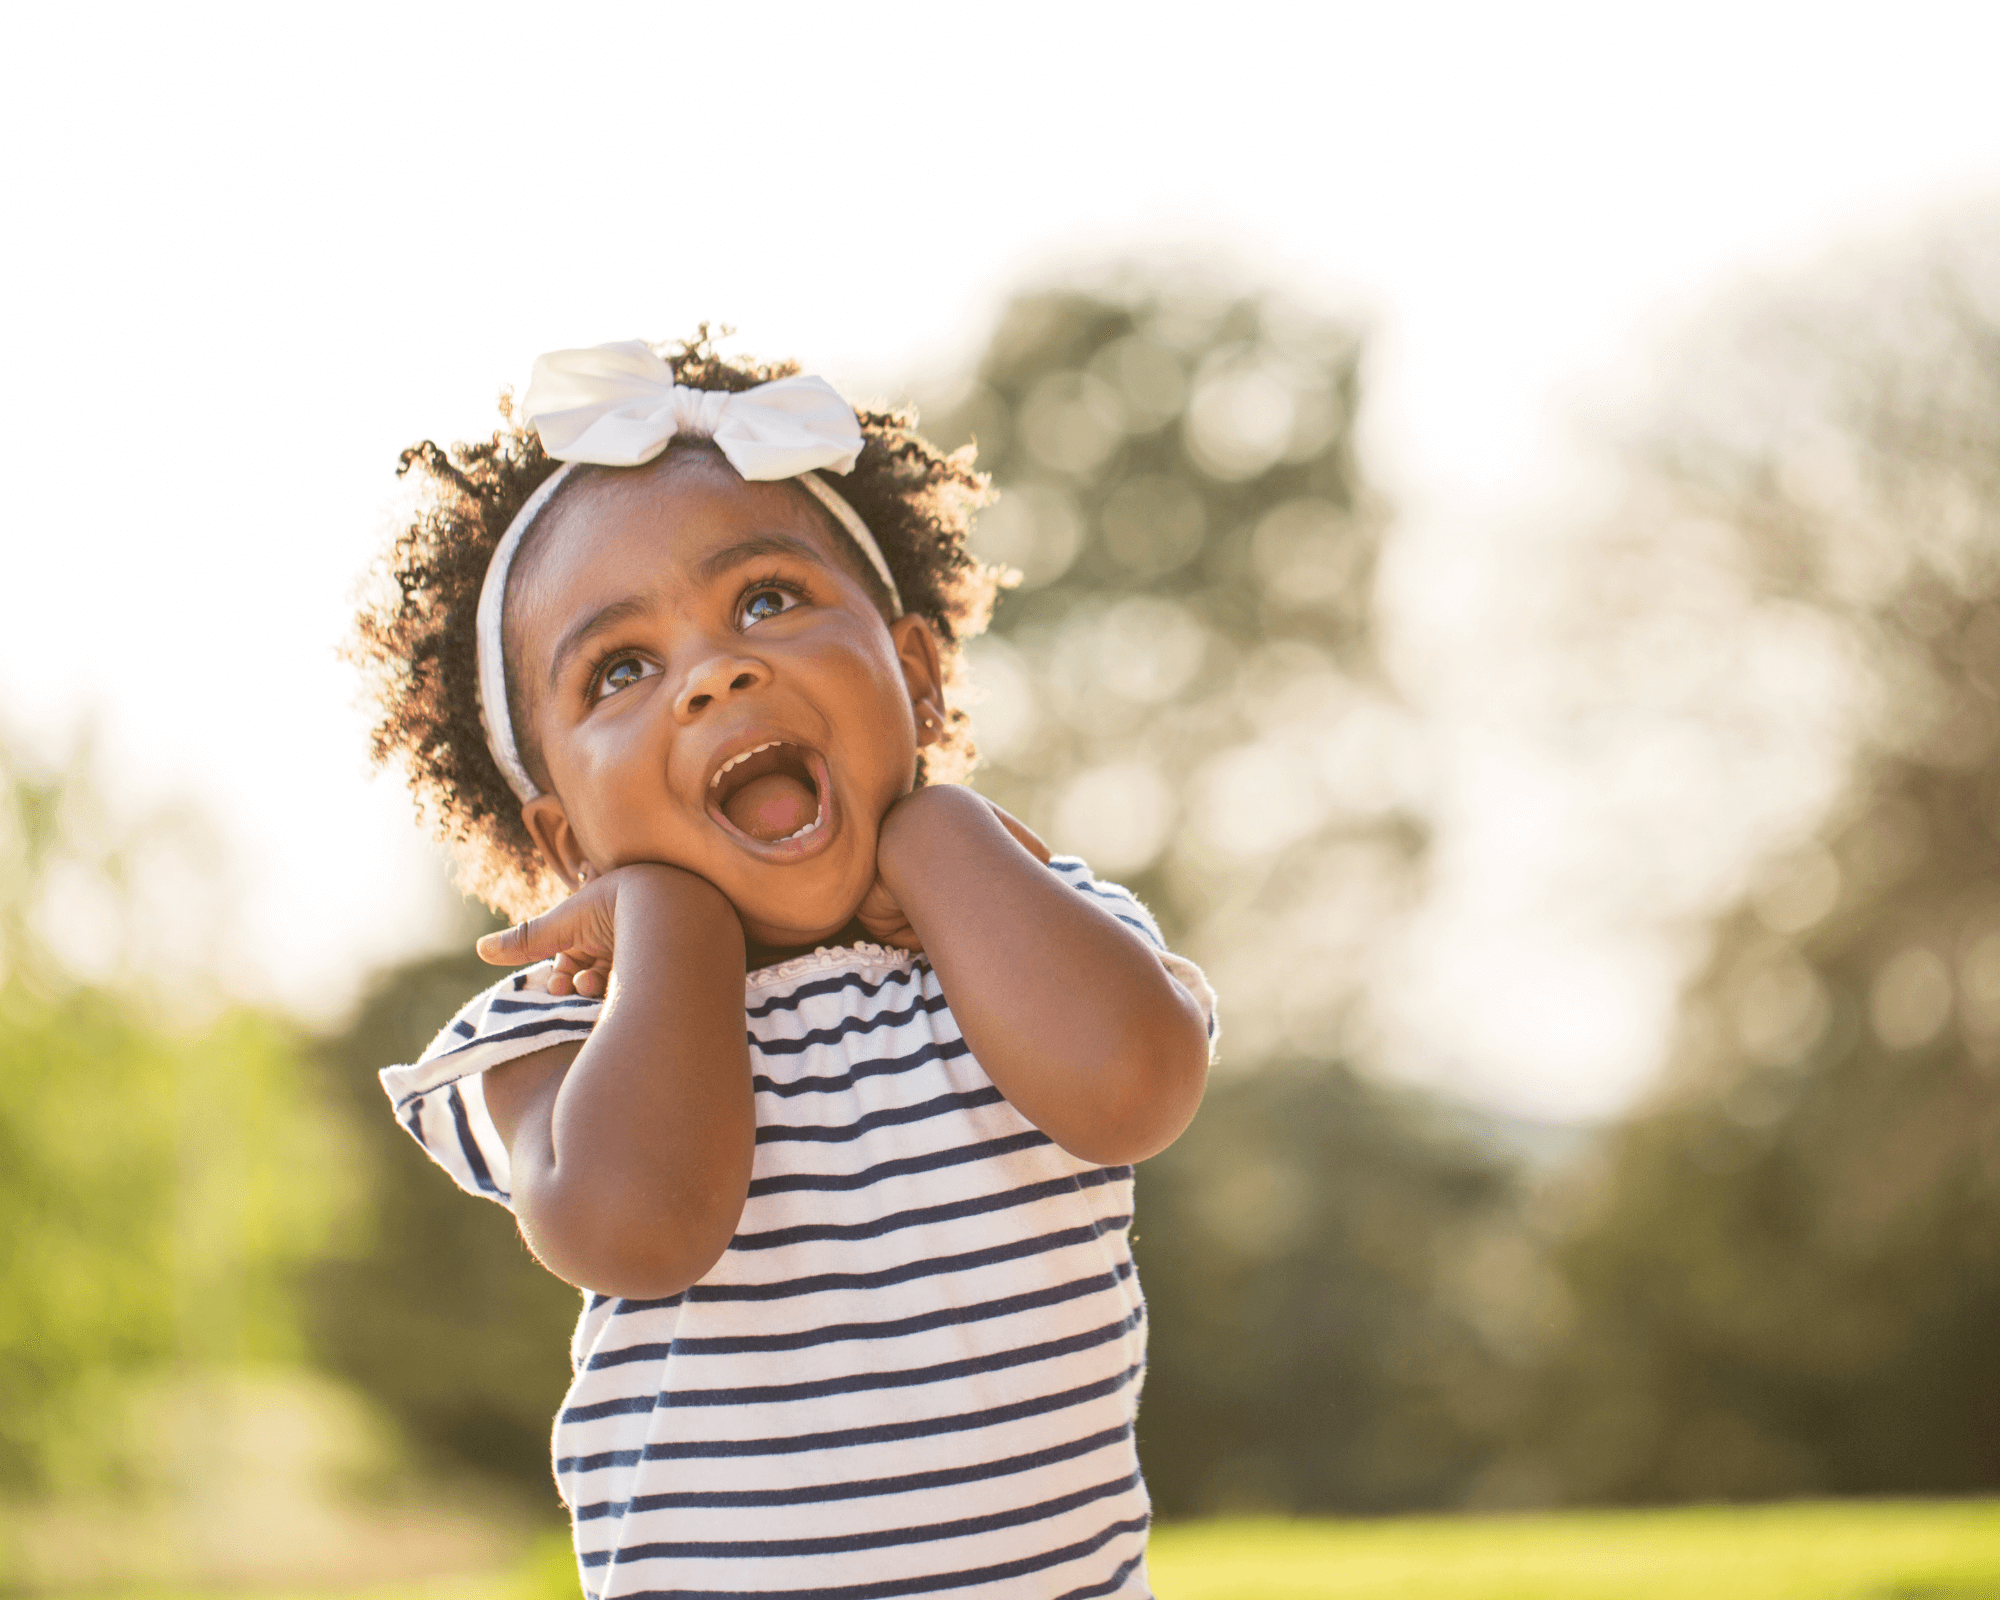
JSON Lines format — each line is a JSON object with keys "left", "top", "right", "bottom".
{"left": 857, "top": 789, "right": 1052, "bottom": 953}
{"left": 476, "top": 865, "right": 670, "bottom": 998}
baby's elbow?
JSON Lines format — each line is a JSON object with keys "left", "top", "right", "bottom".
{"left": 520, "top": 1182, "right": 741, "bottom": 1302}
{"left": 1065, "top": 992, "right": 1212, "bottom": 1166}
{"left": 584, "top": 1221, "right": 735, "bottom": 1302}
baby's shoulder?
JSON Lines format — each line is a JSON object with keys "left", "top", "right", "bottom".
{"left": 1041, "top": 855, "right": 1168, "bottom": 949}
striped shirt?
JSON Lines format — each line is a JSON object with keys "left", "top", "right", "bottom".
{"left": 380, "top": 856, "right": 1216, "bottom": 1600}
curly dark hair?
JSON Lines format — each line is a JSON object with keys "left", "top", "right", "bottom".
{"left": 351, "top": 330, "right": 1002, "bottom": 921}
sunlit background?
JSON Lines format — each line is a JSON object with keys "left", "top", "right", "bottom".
{"left": 7, "top": 3, "right": 2000, "bottom": 1593}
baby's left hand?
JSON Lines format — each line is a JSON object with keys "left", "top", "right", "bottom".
{"left": 853, "top": 789, "right": 1050, "bottom": 953}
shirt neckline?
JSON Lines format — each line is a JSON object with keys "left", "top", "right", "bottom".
{"left": 744, "top": 941, "right": 919, "bottom": 994}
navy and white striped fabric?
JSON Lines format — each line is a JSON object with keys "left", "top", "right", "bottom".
{"left": 381, "top": 856, "right": 1215, "bottom": 1600}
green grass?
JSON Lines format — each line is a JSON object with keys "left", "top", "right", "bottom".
{"left": 51, "top": 1499, "right": 2000, "bottom": 1600}
{"left": 1147, "top": 1499, "right": 2000, "bottom": 1599}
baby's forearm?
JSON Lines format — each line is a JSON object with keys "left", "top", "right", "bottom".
{"left": 878, "top": 786, "right": 1209, "bottom": 1165}
{"left": 506, "top": 866, "right": 754, "bottom": 1299}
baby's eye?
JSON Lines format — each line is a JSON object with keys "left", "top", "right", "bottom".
{"left": 741, "top": 585, "right": 801, "bottom": 627}
{"left": 595, "top": 656, "right": 658, "bottom": 699}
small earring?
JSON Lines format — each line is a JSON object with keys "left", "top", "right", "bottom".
{"left": 577, "top": 863, "right": 593, "bottom": 883}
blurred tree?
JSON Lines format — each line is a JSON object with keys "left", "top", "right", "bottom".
{"left": 1528, "top": 213, "right": 2000, "bottom": 1502}
{"left": 0, "top": 737, "right": 343, "bottom": 1495}
{"left": 1134, "top": 1059, "right": 1521, "bottom": 1514}
{"left": 927, "top": 276, "right": 1426, "bottom": 1060}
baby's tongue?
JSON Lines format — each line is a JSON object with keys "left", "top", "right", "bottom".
{"left": 723, "top": 772, "right": 818, "bottom": 841}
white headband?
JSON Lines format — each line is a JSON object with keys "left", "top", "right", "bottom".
{"left": 474, "top": 341, "right": 904, "bottom": 803}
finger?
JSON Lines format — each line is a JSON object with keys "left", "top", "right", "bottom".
{"left": 853, "top": 880, "right": 906, "bottom": 931}
{"left": 853, "top": 886, "right": 924, "bottom": 955}
{"left": 983, "top": 799, "right": 1052, "bottom": 864}
{"left": 552, "top": 945, "right": 611, "bottom": 997}
{"left": 477, "top": 904, "right": 599, "bottom": 968}
{"left": 854, "top": 911, "right": 924, "bottom": 953}
{"left": 476, "top": 920, "right": 545, "bottom": 966}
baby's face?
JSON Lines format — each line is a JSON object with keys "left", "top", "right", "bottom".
{"left": 509, "top": 451, "right": 941, "bottom": 949}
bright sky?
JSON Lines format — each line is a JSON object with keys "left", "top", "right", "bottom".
{"left": 4, "top": 2, "right": 1997, "bottom": 1119}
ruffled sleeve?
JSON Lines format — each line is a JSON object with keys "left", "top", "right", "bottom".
{"left": 377, "top": 964, "right": 603, "bottom": 1209}
{"left": 1043, "top": 855, "right": 1220, "bottom": 1052}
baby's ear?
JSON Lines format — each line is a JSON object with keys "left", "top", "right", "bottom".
{"left": 522, "top": 795, "right": 590, "bottom": 890}
{"left": 891, "top": 615, "right": 946, "bottom": 743}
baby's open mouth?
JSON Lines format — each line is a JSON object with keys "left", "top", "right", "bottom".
{"left": 710, "top": 741, "right": 825, "bottom": 844}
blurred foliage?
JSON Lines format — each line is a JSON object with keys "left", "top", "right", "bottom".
{"left": 0, "top": 739, "right": 349, "bottom": 1498}
{"left": 1135, "top": 1060, "right": 1520, "bottom": 1514}
{"left": 1522, "top": 213, "right": 2000, "bottom": 1502}
{"left": 302, "top": 947, "right": 578, "bottom": 1500}
{"left": 0, "top": 994, "right": 330, "bottom": 1493}
{"left": 925, "top": 276, "right": 1427, "bottom": 1062}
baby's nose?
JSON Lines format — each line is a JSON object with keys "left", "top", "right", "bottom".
{"left": 676, "top": 651, "right": 769, "bottom": 720}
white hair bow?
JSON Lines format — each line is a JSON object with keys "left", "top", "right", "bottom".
{"left": 522, "top": 340, "right": 865, "bottom": 478}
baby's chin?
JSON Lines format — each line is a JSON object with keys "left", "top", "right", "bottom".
{"left": 731, "top": 883, "right": 873, "bottom": 955}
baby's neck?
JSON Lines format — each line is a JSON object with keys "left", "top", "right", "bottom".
{"left": 743, "top": 916, "right": 877, "bottom": 972}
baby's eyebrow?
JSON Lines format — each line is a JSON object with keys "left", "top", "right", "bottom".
{"left": 696, "top": 532, "right": 826, "bottom": 584}
{"left": 547, "top": 595, "right": 655, "bottom": 691}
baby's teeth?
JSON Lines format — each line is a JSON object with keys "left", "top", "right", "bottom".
{"left": 710, "top": 740, "right": 780, "bottom": 789}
